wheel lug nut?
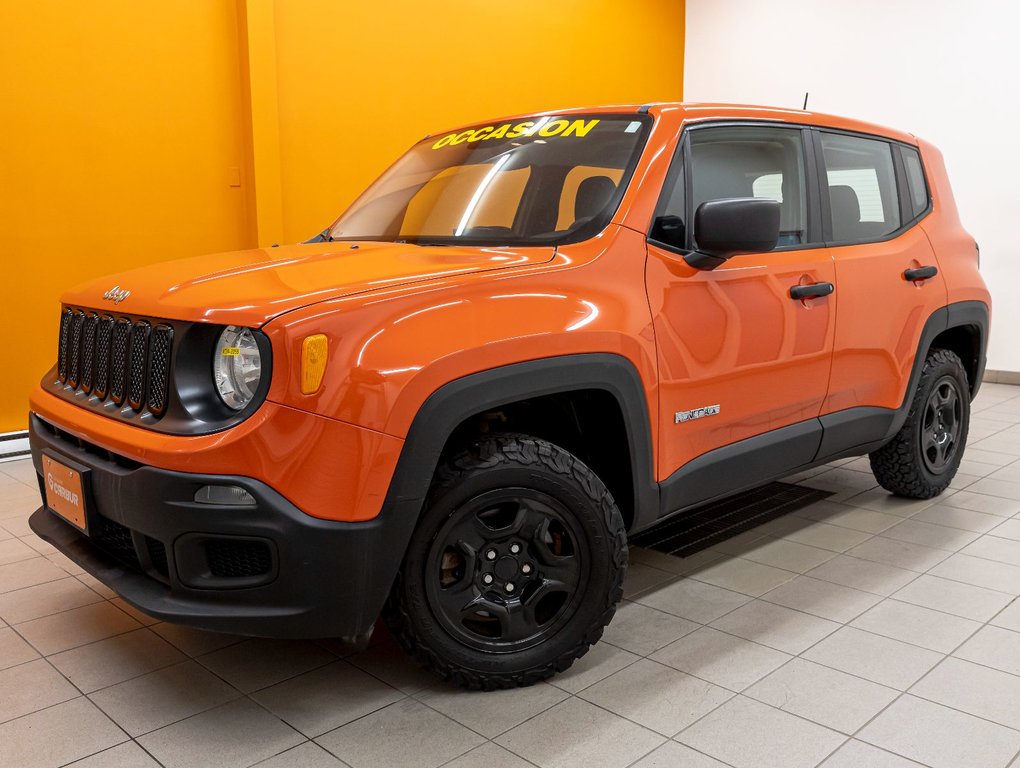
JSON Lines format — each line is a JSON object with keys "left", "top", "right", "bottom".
{"left": 505, "top": 582, "right": 515, "bottom": 593}
{"left": 510, "top": 543, "right": 521, "bottom": 554}
{"left": 482, "top": 574, "right": 493, "bottom": 585}
{"left": 521, "top": 563, "right": 533, "bottom": 574}
{"left": 485, "top": 549, "right": 497, "bottom": 561}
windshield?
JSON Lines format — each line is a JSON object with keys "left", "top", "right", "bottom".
{"left": 327, "top": 114, "right": 651, "bottom": 247}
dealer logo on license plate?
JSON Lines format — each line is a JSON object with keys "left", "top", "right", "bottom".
{"left": 42, "top": 454, "right": 88, "bottom": 532}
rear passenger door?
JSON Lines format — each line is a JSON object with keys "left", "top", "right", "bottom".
{"left": 813, "top": 131, "right": 948, "bottom": 426}
{"left": 646, "top": 123, "right": 837, "bottom": 510}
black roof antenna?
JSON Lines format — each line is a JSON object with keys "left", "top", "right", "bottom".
{"left": 802, "top": 92, "right": 810, "bottom": 110}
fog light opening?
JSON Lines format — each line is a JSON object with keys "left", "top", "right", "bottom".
{"left": 194, "top": 485, "right": 256, "bottom": 506}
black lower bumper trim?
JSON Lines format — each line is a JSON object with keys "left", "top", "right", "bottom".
{"left": 29, "top": 413, "right": 416, "bottom": 640}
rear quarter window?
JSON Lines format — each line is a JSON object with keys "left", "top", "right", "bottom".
{"left": 901, "top": 146, "right": 930, "bottom": 219}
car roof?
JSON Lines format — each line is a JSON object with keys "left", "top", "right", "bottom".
{"left": 661, "top": 102, "right": 917, "bottom": 144}
{"left": 430, "top": 102, "right": 917, "bottom": 146}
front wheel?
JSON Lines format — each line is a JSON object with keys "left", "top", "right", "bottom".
{"left": 384, "top": 434, "right": 627, "bottom": 689}
{"left": 869, "top": 348, "right": 970, "bottom": 498}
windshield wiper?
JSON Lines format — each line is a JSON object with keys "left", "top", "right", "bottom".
{"left": 305, "top": 228, "right": 333, "bottom": 244}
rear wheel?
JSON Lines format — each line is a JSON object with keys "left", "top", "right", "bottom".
{"left": 869, "top": 348, "right": 970, "bottom": 498}
{"left": 384, "top": 434, "right": 626, "bottom": 689}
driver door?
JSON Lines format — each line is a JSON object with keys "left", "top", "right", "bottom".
{"left": 645, "top": 123, "right": 837, "bottom": 514}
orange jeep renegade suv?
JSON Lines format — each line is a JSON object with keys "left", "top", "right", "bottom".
{"left": 29, "top": 104, "right": 989, "bottom": 688}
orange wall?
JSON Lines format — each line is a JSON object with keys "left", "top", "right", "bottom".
{"left": 0, "top": 1, "right": 253, "bottom": 433}
{"left": 0, "top": 0, "right": 684, "bottom": 433}
{"left": 272, "top": 0, "right": 686, "bottom": 242}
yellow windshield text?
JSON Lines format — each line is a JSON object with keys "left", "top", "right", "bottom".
{"left": 431, "top": 118, "right": 600, "bottom": 149}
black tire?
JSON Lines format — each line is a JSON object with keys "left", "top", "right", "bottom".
{"left": 869, "top": 348, "right": 970, "bottom": 498}
{"left": 384, "top": 434, "right": 627, "bottom": 690}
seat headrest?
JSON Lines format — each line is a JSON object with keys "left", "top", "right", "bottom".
{"left": 574, "top": 176, "right": 616, "bottom": 223}
{"left": 829, "top": 184, "right": 861, "bottom": 240}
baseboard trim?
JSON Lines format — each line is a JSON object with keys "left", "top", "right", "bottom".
{"left": 0, "top": 430, "right": 29, "bottom": 461}
{"left": 984, "top": 369, "right": 1020, "bottom": 386}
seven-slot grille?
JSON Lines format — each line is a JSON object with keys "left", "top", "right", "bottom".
{"left": 57, "top": 308, "right": 174, "bottom": 417}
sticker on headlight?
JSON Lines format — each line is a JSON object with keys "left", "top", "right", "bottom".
{"left": 221, "top": 347, "right": 240, "bottom": 356}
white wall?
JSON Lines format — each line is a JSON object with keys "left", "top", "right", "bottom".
{"left": 685, "top": 0, "right": 1020, "bottom": 372}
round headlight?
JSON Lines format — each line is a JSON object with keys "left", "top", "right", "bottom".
{"left": 213, "top": 326, "right": 262, "bottom": 410}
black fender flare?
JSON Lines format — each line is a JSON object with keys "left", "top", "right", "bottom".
{"left": 378, "top": 353, "right": 659, "bottom": 533}
{"left": 816, "top": 299, "right": 989, "bottom": 459}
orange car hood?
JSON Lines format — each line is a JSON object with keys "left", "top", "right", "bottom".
{"left": 61, "top": 241, "right": 556, "bottom": 326}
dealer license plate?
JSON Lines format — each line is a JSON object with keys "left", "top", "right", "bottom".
{"left": 42, "top": 453, "right": 89, "bottom": 532}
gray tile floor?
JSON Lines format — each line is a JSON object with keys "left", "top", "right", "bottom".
{"left": 3, "top": 382, "right": 1020, "bottom": 767}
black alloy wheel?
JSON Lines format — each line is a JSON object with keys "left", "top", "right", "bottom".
{"left": 920, "top": 375, "right": 963, "bottom": 474}
{"left": 425, "top": 488, "right": 586, "bottom": 653}
{"left": 385, "top": 434, "right": 627, "bottom": 689}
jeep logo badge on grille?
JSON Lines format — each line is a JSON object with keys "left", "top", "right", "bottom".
{"left": 102, "top": 285, "right": 131, "bottom": 304}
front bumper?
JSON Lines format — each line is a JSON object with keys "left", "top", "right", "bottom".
{"left": 28, "top": 413, "right": 415, "bottom": 639}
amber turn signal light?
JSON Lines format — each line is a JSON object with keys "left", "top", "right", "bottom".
{"left": 301, "top": 334, "right": 328, "bottom": 394}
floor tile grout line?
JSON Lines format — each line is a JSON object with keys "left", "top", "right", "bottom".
{"left": 0, "top": 652, "right": 93, "bottom": 728}
{"left": 572, "top": 655, "right": 739, "bottom": 739}
{"left": 669, "top": 686, "right": 853, "bottom": 761}
{"left": 51, "top": 737, "right": 134, "bottom": 768}
{"left": 231, "top": 738, "right": 322, "bottom": 768}
{"left": 844, "top": 589, "right": 1020, "bottom": 754}
{"left": 624, "top": 558, "right": 999, "bottom": 636}
{"left": 5, "top": 598, "right": 145, "bottom": 657}
{"left": 309, "top": 694, "right": 480, "bottom": 766}
{"left": 2, "top": 603, "right": 161, "bottom": 709}
{"left": 52, "top": 734, "right": 171, "bottom": 768}
{"left": 0, "top": 590, "right": 143, "bottom": 643}
{"left": 39, "top": 629, "right": 349, "bottom": 747}
{"left": 713, "top": 520, "right": 1002, "bottom": 568}
{"left": 751, "top": 546, "right": 1020, "bottom": 607}
{"left": 105, "top": 645, "right": 330, "bottom": 747}
{"left": 906, "top": 684, "right": 1020, "bottom": 735}
{"left": 409, "top": 683, "right": 553, "bottom": 742}
{"left": 41, "top": 624, "right": 196, "bottom": 695}
{"left": 490, "top": 691, "right": 670, "bottom": 767}
{"left": 433, "top": 739, "right": 545, "bottom": 768}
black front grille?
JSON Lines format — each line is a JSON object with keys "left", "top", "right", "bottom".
{"left": 79, "top": 313, "right": 98, "bottom": 393}
{"left": 91, "top": 513, "right": 141, "bottom": 570}
{"left": 84, "top": 512, "right": 170, "bottom": 583}
{"left": 57, "top": 308, "right": 72, "bottom": 381}
{"left": 146, "top": 536, "right": 170, "bottom": 578}
{"left": 109, "top": 317, "right": 131, "bottom": 405}
{"left": 206, "top": 539, "right": 273, "bottom": 578}
{"left": 67, "top": 311, "right": 85, "bottom": 388}
{"left": 57, "top": 308, "right": 173, "bottom": 419}
{"left": 147, "top": 325, "right": 173, "bottom": 415}
{"left": 127, "top": 322, "right": 150, "bottom": 410}
{"left": 93, "top": 316, "right": 114, "bottom": 398}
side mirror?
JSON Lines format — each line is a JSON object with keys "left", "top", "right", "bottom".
{"left": 685, "top": 197, "right": 781, "bottom": 270}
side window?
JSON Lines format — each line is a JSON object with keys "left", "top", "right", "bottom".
{"left": 688, "top": 125, "right": 809, "bottom": 248}
{"left": 819, "top": 133, "right": 900, "bottom": 242}
{"left": 901, "top": 146, "right": 930, "bottom": 219}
